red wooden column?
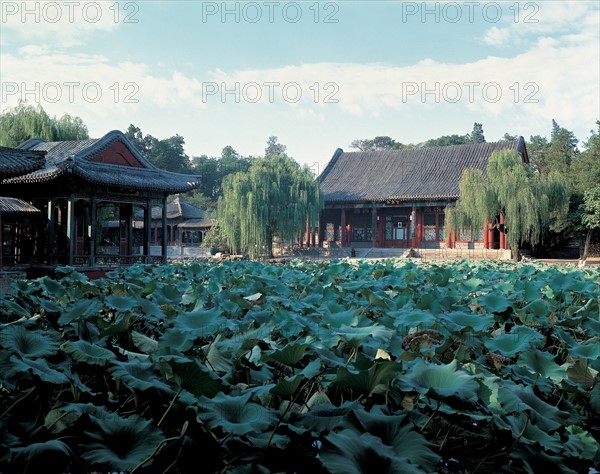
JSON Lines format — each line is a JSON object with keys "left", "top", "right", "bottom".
{"left": 371, "top": 206, "right": 377, "bottom": 248}
{"left": 499, "top": 214, "right": 506, "bottom": 249}
{"left": 317, "top": 214, "right": 323, "bottom": 247}
{"left": 483, "top": 220, "right": 489, "bottom": 249}
{"left": 305, "top": 215, "right": 310, "bottom": 247}
{"left": 340, "top": 209, "right": 346, "bottom": 247}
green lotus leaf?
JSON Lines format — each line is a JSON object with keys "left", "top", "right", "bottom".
{"left": 160, "top": 358, "right": 223, "bottom": 397}
{"left": 271, "top": 374, "right": 305, "bottom": 396}
{"left": 131, "top": 331, "right": 159, "bottom": 354}
{"left": 203, "top": 340, "right": 234, "bottom": 373}
{"left": 63, "top": 340, "right": 116, "bottom": 366}
{"left": 349, "top": 407, "right": 440, "bottom": 470}
{"left": 333, "top": 360, "right": 403, "bottom": 396}
{"left": 477, "top": 293, "right": 512, "bottom": 313}
{"left": 1, "top": 326, "right": 59, "bottom": 358}
{"left": 0, "top": 299, "right": 31, "bottom": 318}
{"left": 158, "top": 328, "right": 194, "bottom": 353}
{"left": 563, "top": 359, "right": 598, "bottom": 389}
{"left": 109, "top": 359, "right": 172, "bottom": 392}
{"left": 563, "top": 425, "right": 598, "bottom": 460}
{"left": 151, "top": 284, "right": 184, "bottom": 305}
{"left": 44, "top": 403, "right": 109, "bottom": 433}
{"left": 295, "top": 401, "right": 360, "bottom": 433}
{"left": 335, "top": 324, "right": 393, "bottom": 345}
{"left": 268, "top": 343, "right": 308, "bottom": 366}
{"left": 81, "top": 412, "right": 164, "bottom": 470}
{"left": 497, "top": 385, "right": 571, "bottom": 432}
{"left": 58, "top": 299, "right": 102, "bottom": 325}
{"left": 439, "top": 311, "right": 495, "bottom": 333}
{"left": 509, "top": 444, "right": 578, "bottom": 474}
{"left": 494, "top": 412, "right": 563, "bottom": 452}
{"left": 517, "top": 350, "right": 566, "bottom": 383}
{"left": 516, "top": 299, "right": 555, "bottom": 324}
{"left": 321, "top": 430, "right": 419, "bottom": 474}
{"left": 13, "top": 439, "right": 72, "bottom": 472}
{"left": 174, "top": 308, "right": 223, "bottom": 338}
{"left": 390, "top": 310, "right": 437, "bottom": 331}
{"left": 300, "top": 358, "right": 322, "bottom": 379}
{"left": 198, "top": 392, "right": 273, "bottom": 436}
{"left": 485, "top": 326, "right": 545, "bottom": 357}
{"left": 461, "top": 277, "right": 486, "bottom": 291}
{"left": 99, "top": 312, "right": 132, "bottom": 337}
{"left": 396, "top": 359, "right": 479, "bottom": 401}
{"left": 39, "top": 277, "right": 67, "bottom": 299}
{"left": 569, "top": 339, "right": 600, "bottom": 360}
{"left": 105, "top": 294, "right": 137, "bottom": 312}
{"left": 10, "top": 355, "right": 70, "bottom": 384}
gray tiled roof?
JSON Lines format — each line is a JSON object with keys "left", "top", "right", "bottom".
{"left": 0, "top": 146, "right": 46, "bottom": 178}
{"left": 3, "top": 131, "right": 200, "bottom": 194}
{"left": 0, "top": 197, "right": 41, "bottom": 214}
{"left": 319, "top": 138, "right": 527, "bottom": 203}
{"left": 151, "top": 195, "right": 207, "bottom": 220}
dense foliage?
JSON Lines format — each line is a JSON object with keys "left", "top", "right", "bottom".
{"left": 218, "top": 155, "right": 322, "bottom": 258}
{"left": 446, "top": 150, "right": 569, "bottom": 254}
{"left": 0, "top": 102, "right": 89, "bottom": 147}
{"left": 0, "top": 259, "right": 598, "bottom": 473}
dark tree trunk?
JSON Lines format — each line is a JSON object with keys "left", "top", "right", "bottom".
{"left": 581, "top": 230, "right": 592, "bottom": 261}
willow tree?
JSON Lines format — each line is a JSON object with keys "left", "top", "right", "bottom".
{"left": 446, "top": 149, "right": 569, "bottom": 256}
{"left": 0, "top": 102, "right": 89, "bottom": 147}
{"left": 218, "top": 155, "right": 322, "bottom": 259}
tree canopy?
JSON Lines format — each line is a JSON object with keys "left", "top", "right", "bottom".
{"left": 124, "top": 124, "right": 192, "bottom": 174}
{"left": 218, "top": 152, "right": 322, "bottom": 258}
{"left": 446, "top": 149, "right": 570, "bottom": 254}
{"left": 0, "top": 102, "right": 89, "bottom": 147}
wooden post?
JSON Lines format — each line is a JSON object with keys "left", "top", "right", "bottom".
{"left": 90, "top": 197, "right": 96, "bottom": 267}
{"left": 305, "top": 214, "right": 310, "bottom": 247}
{"left": 161, "top": 197, "right": 168, "bottom": 264}
{"left": 67, "top": 197, "right": 75, "bottom": 266}
{"left": 340, "top": 209, "right": 346, "bottom": 247}
{"left": 499, "top": 214, "right": 506, "bottom": 250}
{"left": 143, "top": 198, "right": 151, "bottom": 263}
{"left": 47, "top": 199, "right": 55, "bottom": 263}
{"left": 371, "top": 206, "right": 377, "bottom": 248}
{"left": 483, "top": 220, "right": 489, "bottom": 249}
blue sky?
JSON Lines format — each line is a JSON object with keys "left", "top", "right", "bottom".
{"left": 1, "top": 1, "right": 599, "bottom": 172}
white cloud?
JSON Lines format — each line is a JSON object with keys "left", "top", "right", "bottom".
{"left": 1, "top": 1, "right": 129, "bottom": 48}
{"left": 483, "top": 1, "right": 597, "bottom": 46}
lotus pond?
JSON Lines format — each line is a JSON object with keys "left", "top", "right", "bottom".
{"left": 0, "top": 259, "right": 599, "bottom": 473}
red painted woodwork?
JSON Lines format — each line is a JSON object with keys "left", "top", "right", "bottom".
{"left": 499, "top": 214, "right": 506, "bottom": 249}
{"left": 91, "top": 140, "right": 145, "bottom": 168}
{"left": 340, "top": 209, "right": 346, "bottom": 247}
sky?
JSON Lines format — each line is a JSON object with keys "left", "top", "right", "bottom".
{"left": 1, "top": 0, "right": 599, "bottom": 174}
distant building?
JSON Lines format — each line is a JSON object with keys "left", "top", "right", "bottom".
{"left": 0, "top": 131, "right": 200, "bottom": 273}
{"left": 318, "top": 138, "right": 529, "bottom": 250}
{"left": 0, "top": 146, "right": 46, "bottom": 267}
{"left": 150, "top": 195, "right": 214, "bottom": 247}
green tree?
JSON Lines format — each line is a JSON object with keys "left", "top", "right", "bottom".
{"left": 526, "top": 134, "right": 550, "bottom": 171}
{"left": 423, "top": 134, "right": 470, "bottom": 147}
{"left": 470, "top": 123, "right": 485, "bottom": 143}
{"left": 545, "top": 120, "right": 579, "bottom": 177}
{"left": 0, "top": 102, "right": 89, "bottom": 146}
{"left": 265, "top": 136, "right": 287, "bottom": 158}
{"left": 570, "top": 121, "right": 600, "bottom": 194}
{"left": 124, "top": 125, "right": 191, "bottom": 173}
{"left": 350, "top": 136, "right": 405, "bottom": 151}
{"left": 502, "top": 133, "right": 518, "bottom": 141}
{"left": 578, "top": 185, "right": 600, "bottom": 259}
{"left": 446, "top": 149, "right": 569, "bottom": 258}
{"left": 218, "top": 155, "right": 322, "bottom": 259}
